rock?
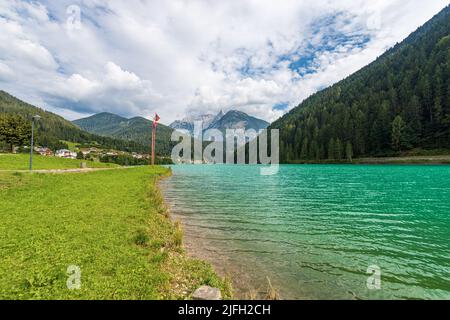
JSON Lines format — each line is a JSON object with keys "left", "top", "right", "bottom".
{"left": 80, "top": 162, "right": 87, "bottom": 169}
{"left": 192, "top": 286, "right": 222, "bottom": 300}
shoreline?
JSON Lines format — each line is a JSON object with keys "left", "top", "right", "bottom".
{"left": 287, "top": 155, "right": 450, "bottom": 165}
{"left": 164, "top": 213, "right": 261, "bottom": 299}
{"left": 159, "top": 175, "right": 282, "bottom": 300}
{"left": 157, "top": 173, "right": 237, "bottom": 300}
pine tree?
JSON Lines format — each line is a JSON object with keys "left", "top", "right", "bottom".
{"left": 335, "top": 138, "right": 343, "bottom": 160}
{"left": 391, "top": 116, "right": 407, "bottom": 152}
{"left": 0, "top": 114, "right": 31, "bottom": 153}
{"left": 446, "top": 83, "right": 450, "bottom": 116}
{"left": 328, "top": 138, "right": 335, "bottom": 160}
{"left": 433, "top": 65, "right": 444, "bottom": 126}
{"left": 286, "top": 144, "right": 294, "bottom": 162}
{"left": 310, "top": 125, "right": 320, "bottom": 160}
{"left": 404, "top": 95, "right": 422, "bottom": 139}
{"left": 318, "top": 145, "right": 325, "bottom": 160}
{"left": 370, "top": 103, "right": 390, "bottom": 152}
{"left": 419, "top": 73, "right": 433, "bottom": 123}
{"left": 434, "top": 97, "right": 443, "bottom": 127}
{"left": 300, "top": 138, "right": 309, "bottom": 160}
{"left": 310, "top": 139, "right": 319, "bottom": 160}
{"left": 354, "top": 110, "right": 366, "bottom": 156}
{"left": 345, "top": 142, "right": 353, "bottom": 162}
{"left": 294, "top": 129, "right": 302, "bottom": 153}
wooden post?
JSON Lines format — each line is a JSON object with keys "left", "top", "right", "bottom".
{"left": 151, "top": 124, "right": 155, "bottom": 166}
{"left": 150, "top": 113, "right": 159, "bottom": 166}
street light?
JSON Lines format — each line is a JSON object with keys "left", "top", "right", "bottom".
{"left": 29, "top": 115, "right": 41, "bottom": 171}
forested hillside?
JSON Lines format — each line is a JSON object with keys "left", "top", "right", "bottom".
{"left": 74, "top": 112, "right": 175, "bottom": 156}
{"left": 271, "top": 5, "right": 450, "bottom": 162}
{"left": 0, "top": 91, "right": 148, "bottom": 153}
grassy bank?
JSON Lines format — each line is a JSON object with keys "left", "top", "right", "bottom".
{"left": 353, "top": 155, "right": 450, "bottom": 165}
{"left": 0, "top": 154, "right": 119, "bottom": 170}
{"left": 288, "top": 155, "right": 450, "bottom": 165}
{"left": 0, "top": 165, "right": 231, "bottom": 299}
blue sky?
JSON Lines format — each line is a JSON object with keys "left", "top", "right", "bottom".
{"left": 0, "top": 0, "right": 448, "bottom": 124}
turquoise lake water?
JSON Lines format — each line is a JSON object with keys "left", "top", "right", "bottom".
{"left": 160, "top": 165, "right": 450, "bottom": 300}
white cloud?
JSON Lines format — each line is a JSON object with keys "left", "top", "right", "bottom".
{"left": 45, "top": 62, "right": 163, "bottom": 116}
{"left": 0, "top": 0, "right": 448, "bottom": 123}
{"left": 0, "top": 19, "right": 58, "bottom": 71}
{"left": 0, "top": 61, "right": 15, "bottom": 81}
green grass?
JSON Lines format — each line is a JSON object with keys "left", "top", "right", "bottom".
{"left": 60, "top": 140, "right": 79, "bottom": 151}
{"left": 0, "top": 154, "right": 119, "bottom": 170}
{"left": 0, "top": 166, "right": 231, "bottom": 299}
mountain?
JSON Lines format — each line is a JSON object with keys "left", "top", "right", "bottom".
{"left": 73, "top": 112, "right": 175, "bottom": 156}
{"left": 169, "top": 113, "right": 218, "bottom": 133}
{"left": 271, "top": 5, "right": 450, "bottom": 162}
{"left": 0, "top": 90, "right": 146, "bottom": 153}
{"left": 209, "top": 110, "right": 225, "bottom": 129}
{"left": 72, "top": 112, "right": 127, "bottom": 136}
{"left": 210, "top": 110, "right": 269, "bottom": 131}
{"left": 170, "top": 110, "right": 269, "bottom": 134}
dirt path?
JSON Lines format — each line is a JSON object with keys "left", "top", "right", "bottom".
{"left": 0, "top": 167, "right": 136, "bottom": 174}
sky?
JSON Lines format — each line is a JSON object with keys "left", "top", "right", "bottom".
{"left": 0, "top": 0, "right": 448, "bottom": 124}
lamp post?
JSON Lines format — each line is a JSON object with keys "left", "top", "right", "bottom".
{"left": 29, "top": 115, "right": 41, "bottom": 171}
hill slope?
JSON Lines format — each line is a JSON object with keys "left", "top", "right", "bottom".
{"left": 0, "top": 91, "right": 147, "bottom": 153}
{"left": 271, "top": 5, "right": 450, "bottom": 162}
{"left": 74, "top": 113, "right": 175, "bottom": 156}
{"left": 72, "top": 112, "right": 127, "bottom": 136}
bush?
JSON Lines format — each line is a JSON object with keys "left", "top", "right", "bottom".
{"left": 133, "top": 230, "right": 149, "bottom": 247}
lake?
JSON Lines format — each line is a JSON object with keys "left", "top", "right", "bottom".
{"left": 160, "top": 165, "right": 450, "bottom": 300}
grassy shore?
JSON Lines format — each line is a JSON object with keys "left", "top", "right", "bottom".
{"left": 0, "top": 156, "right": 231, "bottom": 299}
{"left": 353, "top": 155, "right": 450, "bottom": 164}
{"left": 288, "top": 155, "right": 450, "bottom": 165}
{"left": 0, "top": 154, "right": 119, "bottom": 170}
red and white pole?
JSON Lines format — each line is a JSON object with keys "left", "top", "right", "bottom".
{"left": 151, "top": 113, "right": 159, "bottom": 166}
{"left": 151, "top": 124, "right": 155, "bottom": 166}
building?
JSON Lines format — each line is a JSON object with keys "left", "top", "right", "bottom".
{"left": 80, "top": 149, "right": 91, "bottom": 156}
{"left": 55, "top": 149, "right": 77, "bottom": 159}
{"left": 35, "top": 147, "right": 53, "bottom": 156}
{"left": 106, "top": 152, "right": 118, "bottom": 156}
{"left": 132, "top": 152, "right": 145, "bottom": 159}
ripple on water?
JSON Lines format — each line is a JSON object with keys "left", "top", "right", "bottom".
{"left": 160, "top": 165, "right": 450, "bottom": 300}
